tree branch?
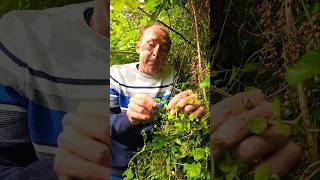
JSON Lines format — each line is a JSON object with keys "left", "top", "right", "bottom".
{"left": 138, "top": 7, "right": 195, "bottom": 48}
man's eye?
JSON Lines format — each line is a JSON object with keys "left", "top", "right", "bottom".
{"left": 146, "top": 41, "right": 156, "bottom": 47}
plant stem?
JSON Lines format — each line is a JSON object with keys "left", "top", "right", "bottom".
{"left": 190, "top": 0, "right": 209, "bottom": 110}
{"left": 297, "top": 83, "right": 318, "bottom": 162}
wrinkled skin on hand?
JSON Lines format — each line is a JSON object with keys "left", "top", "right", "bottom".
{"left": 211, "top": 90, "right": 301, "bottom": 176}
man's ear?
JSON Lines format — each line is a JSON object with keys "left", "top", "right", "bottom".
{"left": 136, "top": 42, "right": 141, "bottom": 54}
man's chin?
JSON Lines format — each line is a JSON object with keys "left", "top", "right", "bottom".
{"left": 146, "top": 67, "right": 160, "bottom": 75}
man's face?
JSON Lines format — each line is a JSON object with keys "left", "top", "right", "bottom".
{"left": 136, "top": 26, "right": 170, "bottom": 75}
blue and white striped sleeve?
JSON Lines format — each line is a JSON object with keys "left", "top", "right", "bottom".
{"left": 0, "top": 13, "right": 58, "bottom": 179}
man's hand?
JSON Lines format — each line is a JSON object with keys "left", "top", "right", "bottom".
{"left": 127, "top": 94, "right": 158, "bottom": 125}
{"left": 166, "top": 90, "right": 205, "bottom": 118}
{"left": 54, "top": 101, "right": 109, "bottom": 180}
{"left": 211, "top": 90, "right": 301, "bottom": 176}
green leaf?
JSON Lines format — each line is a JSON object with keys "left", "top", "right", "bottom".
{"left": 199, "top": 75, "right": 210, "bottom": 88}
{"left": 125, "top": 0, "right": 139, "bottom": 12}
{"left": 247, "top": 116, "right": 267, "bottom": 134}
{"left": 171, "top": 145, "right": 178, "bottom": 153}
{"left": 272, "top": 97, "right": 281, "bottom": 120}
{"left": 174, "top": 122, "right": 182, "bottom": 129}
{"left": 188, "top": 98, "right": 194, "bottom": 104}
{"left": 123, "top": 168, "right": 134, "bottom": 179}
{"left": 189, "top": 114, "right": 195, "bottom": 121}
{"left": 254, "top": 164, "right": 270, "bottom": 180}
{"left": 152, "top": 139, "right": 165, "bottom": 150}
{"left": 153, "top": 97, "right": 160, "bottom": 103}
{"left": 143, "top": 0, "right": 162, "bottom": 13}
{"left": 242, "top": 63, "right": 258, "bottom": 72}
{"left": 285, "top": 49, "right": 320, "bottom": 85}
{"left": 300, "top": 49, "right": 320, "bottom": 74}
{"left": 111, "top": 0, "right": 125, "bottom": 12}
{"left": 175, "top": 138, "right": 182, "bottom": 145}
{"left": 285, "top": 66, "right": 313, "bottom": 86}
{"left": 183, "top": 163, "right": 201, "bottom": 178}
{"left": 191, "top": 148, "right": 205, "bottom": 161}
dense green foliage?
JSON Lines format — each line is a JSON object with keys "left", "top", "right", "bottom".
{"left": 123, "top": 100, "right": 210, "bottom": 179}
{"left": 212, "top": 0, "right": 319, "bottom": 179}
{"left": 111, "top": 0, "right": 210, "bottom": 179}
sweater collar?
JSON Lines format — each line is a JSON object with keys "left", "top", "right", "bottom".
{"left": 83, "top": 7, "right": 108, "bottom": 50}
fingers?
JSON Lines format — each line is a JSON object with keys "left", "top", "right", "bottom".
{"left": 128, "top": 101, "right": 150, "bottom": 115}
{"left": 236, "top": 125, "right": 290, "bottom": 163}
{"left": 192, "top": 106, "right": 205, "bottom": 118}
{"left": 211, "top": 90, "right": 265, "bottom": 132}
{"left": 132, "top": 94, "right": 158, "bottom": 109}
{"left": 166, "top": 90, "right": 193, "bottom": 110}
{"left": 63, "top": 113, "right": 108, "bottom": 144}
{"left": 54, "top": 148, "right": 109, "bottom": 180}
{"left": 127, "top": 94, "right": 158, "bottom": 124}
{"left": 261, "top": 140, "right": 301, "bottom": 176}
{"left": 57, "top": 128, "right": 109, "bottom": 167}
{"left": 127, "top": 108, "right": 150, "bottom": 124}
{"left": 211, "top": 101, "right": 273, "bottom": 159}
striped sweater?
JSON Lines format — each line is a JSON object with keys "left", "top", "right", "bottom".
{"left": 0, "top": 1, "right": 108, "bottom": 179}
{"left": 109, "top": 62, "right": 177, "bottom": 176}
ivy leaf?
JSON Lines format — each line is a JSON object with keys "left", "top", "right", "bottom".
{"left": 285, "top": 49, "right": 320, "bottom": 86}
{"left": 191, "top": 148, "right": 205, "bottom": 161}
{"left": 254, "top": 164, "right": 270, "bottom": 180}
{"left": 171, "top": 145, "right": 178, "bottom": 153}
{"left": 247, "top": 116, "right": 267, "bottom": 134}
{"left": 174, "top": 122, "right": 182, "bottom": 129}
{"left": 188, "top": 98, "right": 194, "bottom": 104}
{"left": 300, "top": 49, "right": 320, "bottom": 74}
{"left": 153, "top": 97, "right": 160, "bottom": 103}
{"left": 123, "top": 168, "right": 134, "bottom": 179}
{"left": 175, "top": 138, "right": 182, "bottom": 145}
{"left": 183, "top": 163, "right": 201, "bottom": 178}
{"left": 285, "top": 66, "right": 313, "bottom": 86}
{"left": 199, "top": 75, "right": 210, "bottom": 88}
{"left": 152, "top": 138, "right": 165, "bottom": 150}
{"left": 272, "top": 97, "right": 281, "bottom": 120}
{"left": 189, "top": 114, "right": 195, "bottom": 121}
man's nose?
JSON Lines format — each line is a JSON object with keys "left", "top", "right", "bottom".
{"left": 152, "top": 45, "right": 160, "bottom": 58}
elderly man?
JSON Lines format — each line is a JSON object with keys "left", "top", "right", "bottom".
{"left": 0, "top": 0, "right": 109, "bottom": 179}
{"left": 109, "top": 24, "right": 204, "bottom": 178}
